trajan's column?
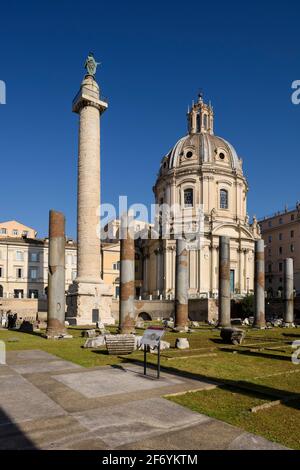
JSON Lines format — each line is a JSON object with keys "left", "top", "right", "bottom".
{"left": 67, "top": 53, "right": 114, "bottom": 325}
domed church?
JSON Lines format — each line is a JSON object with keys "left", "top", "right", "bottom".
{"left": 138, "top": 94, "right": 261, "bottom": 299}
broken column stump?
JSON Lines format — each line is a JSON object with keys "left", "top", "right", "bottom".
{"left": 220, "top": 327, "right": 245, "bottom": 345}
{"left": 105, "top": 334, "right": 136, "bottom": 355}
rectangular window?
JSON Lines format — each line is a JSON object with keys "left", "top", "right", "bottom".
{"left": 184, "top": 188, "right": 194, "bottom": 208}
{"left": 279, "top": 247, "right": 282, "bottom": 255}
{"left": 14, "top": 289, "right": 24, "bottom": 298}
{"left": 0, "top": 266, "right": 2, "bottom": 277}
{"left": 113, "top": 261, "right": 120, "bottom": 270}
{"left": 268, "top": 235, "right": 272, "bottom": 243}
{"left": 279, "top": 233, "right": 282, "bottom": 240}
{"left": 219, "top": 189, "right": 228, "bottom": 209}
{"left": 268, "top": 221, "right": 272, "bottom": 227}
{"left": 279, "top": 218, "right": 283, "bottom": 224}
{"left": 29, "top": 268, "right": 38, "bottom": 279}
{"left": 30, "top": 252, "right": 39, "bottom": 262}
{"left": 291, "top": 230, "right": 294, "bottom": 238}
{"left": 16, "top": 268, "right": 23, "bottom": 279}
{"left": 22, "top": 231, "right": 28, "bottom": 237}
{"left": 72, "top": 270, "right": 77, "bottom": 281}
{"left": 16, "top": 251, "right": 24, "bottom": 261}
{"left": 291, "top": 244, "right": 295, "bottom": 252}
{"left": 0, "top": 228, "right": 7, "bottom": 234}
{"left": 268, "top": 248, "right": 271, "bottom": 256}
{"left": 28, "top": 289, "right": 39, "bottom": 299}
{"left": 279, "top": 262, "right": 283, "bottom": 272}
{"left": 13, "top": 229, "right": 18, "bottom": 236}
{"left": 291, "top": 214, "right": 295, "bottom": 221}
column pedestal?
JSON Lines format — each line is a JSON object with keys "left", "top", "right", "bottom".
{"left": 67, "top": 280, "right": 114, "bottom": 326}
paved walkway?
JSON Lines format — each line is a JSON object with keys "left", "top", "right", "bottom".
{"left": 0, "top": 350, "right": 287, "bottom": 450}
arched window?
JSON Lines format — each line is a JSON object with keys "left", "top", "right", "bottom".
{"left": 184, "top": 188, "right": 193, "bottom": 207}
{"left": 220, "top": 189, "right": 228, "bottom": 209}
{"left": 196, "top": 114, "right": 200, "bottom": 132}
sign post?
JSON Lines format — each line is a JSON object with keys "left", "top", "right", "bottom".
{"left": 141, "top": 326, "right": 165, "bottom": 379}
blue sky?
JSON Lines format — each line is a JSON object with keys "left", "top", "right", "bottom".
{"left": 0, "top": 0, "right": 299, "bottom": 238}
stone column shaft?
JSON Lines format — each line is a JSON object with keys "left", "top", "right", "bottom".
{"left": 283, "top": 258, "right": 294, "bottom": 325}
{"left": 46, "top": 210, "right": 66, "bottom": 338}
{"left": 253, "top": 239, "right": 266, "bottom": 328}
{"left": 218, "top": 236, "right": 231, "bottom": 327}
{"left": 77, "top": 97, "right": 101, "bottom": 282}
{"left": 119, "top": 215, "right": 136, "bottom": 334}
{"left": 175, "top": 238, "right": 189, "bottom": 330}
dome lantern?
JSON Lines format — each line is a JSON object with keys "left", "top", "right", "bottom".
{"left": 187, "top": 93, "right": 214, "bottom": 135}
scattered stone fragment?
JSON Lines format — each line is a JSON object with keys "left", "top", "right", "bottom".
{"left": 58, "top": 333, "right": 73, "bottom": 339}
{"left": 134, "top": 335, "right": 143, "bottom": 350}
{"left": 190, "top": 321, "right": 199, "bottom": 328}
{"left": 172, "top": 326, "right": 189, "bottom": 333}
{"left": 232, "top": 318, "right": 243, "bottom": 325}
{"left": 163, "top": 319, "right": 174, "bottom": 328}
{"left": 149, "top": 340, "right": 170, "bottom": 354}
{"left": 96, "top": 321, "right": 105, "bottom": 330}
{"left": 220, "top": 327, "right": 245, "bottom": 345}
{"left": 136, "top": 320, "right": 144, "bottom": 329}
{"left": 84, "top": 335, "right": 106, "bottom": 348}
{"left": 176, "top": 338, "right": 190, "bottom": 349}
{"left": 81, "top": 329, "right": 97, "bottom": 338}
{"left": 272, "top": 319, "right": 283, "bottom": 327}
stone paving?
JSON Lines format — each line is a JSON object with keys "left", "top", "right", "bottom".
{"left": 0, "top": 350, "right": 287, "bottom": 450}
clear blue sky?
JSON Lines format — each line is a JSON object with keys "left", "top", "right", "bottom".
{"left": 0, "top": 0, "right": 299, "bottom": 238}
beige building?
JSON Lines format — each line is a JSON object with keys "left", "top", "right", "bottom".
{"left": 0, "top": 220, "right": 36, "bottom": 239}
{"left": 259, "top": 204, "right": 300, "bottom": 297}
{"left": 140, "top": 95, "right": 260, "bottom": 299}
{"left": 0, "top": 221, "right": 120, "bottom": 300}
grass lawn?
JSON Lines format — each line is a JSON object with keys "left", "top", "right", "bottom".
{"left": 0, "top": 324, "right": 299, "bottom": 448}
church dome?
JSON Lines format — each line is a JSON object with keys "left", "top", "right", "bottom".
{"left": 165, "top": 132, "right": 242, "bottom": 171}
{"left": 159, "top": 95, "right": 243, "bottom": 176}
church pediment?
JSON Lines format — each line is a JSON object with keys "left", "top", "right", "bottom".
{"left": 212, "top": 222, "right": 254, "bottom": 240}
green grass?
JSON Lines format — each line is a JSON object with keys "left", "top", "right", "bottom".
{"left": 1, "top": 324, "right": 300, "bottom": 448}
{"left": 0, "top": 326, "right": 124, "bottom": 367}
{"left": 169, "top": 388, "right": 300, "bottom": 450}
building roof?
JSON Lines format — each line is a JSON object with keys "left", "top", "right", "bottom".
{"left": 165, "top": 132, "right": 241, "bottom": 171}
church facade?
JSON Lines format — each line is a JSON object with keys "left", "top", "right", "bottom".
{"left": 139, "top": 95, "right": 261, "bottom": 299}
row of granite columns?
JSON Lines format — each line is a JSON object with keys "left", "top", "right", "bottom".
{"left": 118, "top": 229, "right": 296, "bottom": 331}
{"left": 218, "top": 236, "right": 295, "bottom": 328}
{"left": 46, "top": 211, "right": 295, "bottom": 335}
